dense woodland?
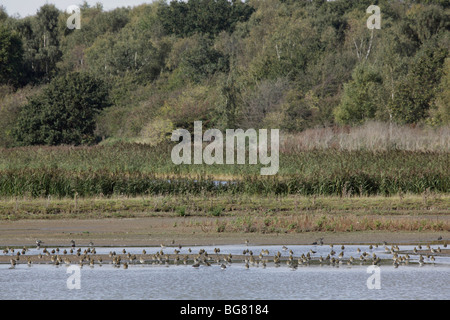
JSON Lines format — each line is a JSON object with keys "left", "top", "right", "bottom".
{"left": 0, "top": 0, "right": 449, "bottom": 147}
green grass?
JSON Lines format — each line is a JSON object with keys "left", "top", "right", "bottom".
{"left": 0, "top": 143, "right": 448, "bottom": 197}
{"left": 1, "top": 194, "right": 448, "bottom": 233}
{"left": 1, "top": 194, "right": 448, "bottom": 219}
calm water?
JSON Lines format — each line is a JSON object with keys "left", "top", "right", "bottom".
{"left": 1, "top": 244, "right": 449, "bottom": 300}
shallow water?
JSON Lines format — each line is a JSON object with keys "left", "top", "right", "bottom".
{"left": 1, "top": 244, "right": 449, "bottom": 300}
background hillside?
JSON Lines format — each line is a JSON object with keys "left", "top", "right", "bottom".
{"left": 0, "top": 0, "right": 449, "bottom": 147}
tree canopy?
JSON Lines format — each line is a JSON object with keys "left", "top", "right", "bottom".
{"left": 0, "top": 0, "right": 448, "bottom": 147}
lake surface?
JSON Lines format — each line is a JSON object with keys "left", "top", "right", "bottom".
{"left": 1, "top": 244, "right": 449, "bottom": 300}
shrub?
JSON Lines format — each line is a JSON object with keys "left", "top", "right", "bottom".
{"left": 13, "top": 72, "right": 110, "bottom": 146}
{"left": 209, "top": 206, "right": 224, "bottom": 217}
{"left": 176, "top": 206, "right": 187, "bottom": 216}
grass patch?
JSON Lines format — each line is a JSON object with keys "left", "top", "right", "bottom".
{"left": 2, "top": 194, "right": 447, "bottom": 233}
{"left": 0, "top": 194, "right": 449, "bottom": 220}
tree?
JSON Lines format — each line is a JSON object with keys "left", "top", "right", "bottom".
{"left": 13, "top": 72, "right": 110, "bottom": 145}
{"left": 239, "top": 78, "right": 289, "bottom": 129}
{"left": 334, "top": 64, "right": 383, "bottom": 124}
{"left": 33, "top": 4, "right": 62, "bottom": 81}
{"left": 178, "top": 35, "right": 230, "bottom": 83}
{"left": 429, "top": 57, "right": 450, "bottom": 125}
{"left": 158, "top": 0, "right": 254, "bottom": 37}
{"left": 390, "top": 43, "right": 447, "bottom": 124}
{"left": 0, "top": 6, "right": 8, "bottom": 22}
{"left": 13, "top": 4, "right": 62, "bottom": 83}
{"left": 85, "top": 25, "right": 169, "bottom": 84}
{"left": 0, "top": 26, "right": 24, "bottom": 86}
{"left": 216, "top": 73, "right": 241, "bottom": 129}
{"left": 0, "top": 86, "right": 41, "bottom": 148}
{"left": 405, "top": 4, "right": 449, "bottom": 45}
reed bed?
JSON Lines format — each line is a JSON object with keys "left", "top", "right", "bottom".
{"left": 0, "top": 142, "right": 448, "bottom": 197}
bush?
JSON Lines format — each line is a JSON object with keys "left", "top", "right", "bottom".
{"left": 138, "top": 118, "right": 174, "bottom": 146}
{"left": 13, "top": 72, "right": 111, "bottom": 146}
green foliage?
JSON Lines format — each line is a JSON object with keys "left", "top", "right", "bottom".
{"left": 1, "top": 0, "right": 449, "bottom": 146}
{"left": 138, "top": 118, "right": 174, "bottom": 146}
{"left": 209, "top": 206, "right": 224, "bottom": 216}
{"left": 0, "top": 85, "right": 41, "bottom": 148}
{"left": 176, "top": 206, "right": 187, "bottom": 216}
{"left": 85, "top": 28, "right": 165, "bottom": 83}
{"left": 0, "top": 26, "right": 24, "bottom": 86}
{"left": 334, "top": 64, "right": 383, "bottom": 124}
{"left": 404, "top": 4, "right": 449, "bottom": 45}
{"left": 390, "top": 43, "right": 448, "bottom": 123}
{"left": 429, "top": 57, "right": 450, "bottom": 125}
{"left": 0, "top": 6, "right": 8, "bottom": 22}
{"left": 13, "top": 72, "right": 110, "bottom": 146}
{"left": 158, "top": 0, "right": 254, "bottom": 37}
{"left": 215, "top": 73, "right": 241, "bottom": 129}
{"left": 21, "top": 4, "right": 62, "bottom": 82}
{"left": 0, "top": 145, "right": 447, "bottom": 197}
{"left": 179, "top": 35, "right": 229, "bottom": 82}
{"left": 159, "top": 84, "right": 217, "bottom": 130}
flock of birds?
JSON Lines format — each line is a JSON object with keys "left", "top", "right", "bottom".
{"left": 2, "top": 238, "right": 448, "bottom": 270}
